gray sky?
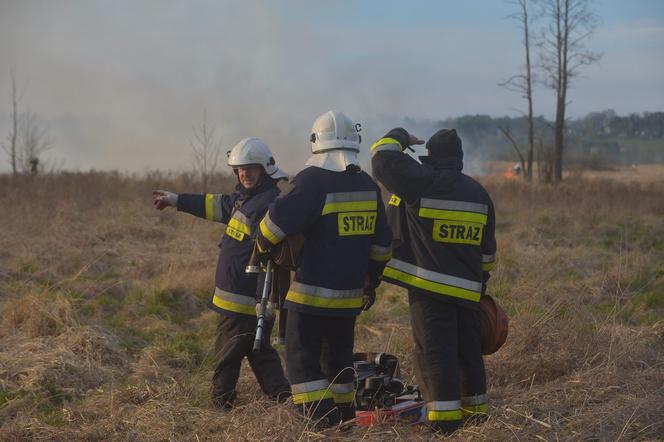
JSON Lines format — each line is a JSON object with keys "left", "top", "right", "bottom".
{"left": 0, "top": 0, "right": 662, "bottom": 173}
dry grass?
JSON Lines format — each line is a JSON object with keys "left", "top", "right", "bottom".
{"left": 0, "top": 167, "right": 663, "bottom": 440}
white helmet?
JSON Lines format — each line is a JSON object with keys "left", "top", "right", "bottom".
{"left": 227, "top": 137, "right": 288, "bottom": 180}
{"left": 306, "top": 110, "right": 362, "bottom": 172}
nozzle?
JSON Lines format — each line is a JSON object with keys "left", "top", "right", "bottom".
{"left": 246, "top": 243, "right": 261, "bottom": 274}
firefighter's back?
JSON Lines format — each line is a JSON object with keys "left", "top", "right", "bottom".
{"left": 277, "top": 165, "right": 384, "bottom": 316}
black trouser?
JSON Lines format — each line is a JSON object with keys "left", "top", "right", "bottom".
{"left": 286, "top": 310, "right": 357, "bottom": 427}
{"left": 408, "top": 291, "right": 487, "bottom": 433}
{"left": 212, "top": 313, "right": 290, "bottom": 407}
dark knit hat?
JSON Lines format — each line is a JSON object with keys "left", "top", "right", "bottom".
{"left": 426, "top": 129, "right": 463, "bottom": 160}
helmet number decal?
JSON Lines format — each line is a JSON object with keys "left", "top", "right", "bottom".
{"left": 338, "top": 211, "right": 376, "bottom": 236}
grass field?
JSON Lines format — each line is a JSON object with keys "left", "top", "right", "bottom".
{"left": 0, "top": 166, "right": 663, "bottom": 440}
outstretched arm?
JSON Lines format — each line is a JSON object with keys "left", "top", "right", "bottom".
{"left": 153, "top": 189, "right": 235, "bottom": 224}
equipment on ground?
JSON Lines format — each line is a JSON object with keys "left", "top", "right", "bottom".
{"left": 477, "top": 294, "right": 509, "bottom": 355}
{"left": 353, "top": 352, "right": 426, "bottom": 426}
{"left": 227, "top": 137, "right": 288, "bottom": 180}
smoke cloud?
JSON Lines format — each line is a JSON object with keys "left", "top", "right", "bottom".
{"left": 0, "top": 1, "right": 662, "bottom": 174}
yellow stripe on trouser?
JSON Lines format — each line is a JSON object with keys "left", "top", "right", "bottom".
{"left": 286, "top": 291, "right": 364, "bottom": 309}
{"left": 292, "top": 389, "right": 333, "bottom": 405}
{"left": 462, "top": 403, "right": 488, "bottom": 416}
{"left": 428, "top": 409, "right": 464, "bottom": 421}
{"left": 332, "top": 391, "right": 356, "bottom": 404}
{"left": 330, "top": 383, "right": 356, "bottom": 404}
{"left": 383, "top": 267, "right": 481, "bottom": 302}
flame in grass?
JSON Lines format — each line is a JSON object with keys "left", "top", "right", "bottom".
{"left": 503, "top": 167, "right": 519, "bottom": 180}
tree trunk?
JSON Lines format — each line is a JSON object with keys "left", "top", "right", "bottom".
{"left": 554, "top": 98, "right": 565, "bottom": 181}
{"left": 10, "top": 73, "right": 19, "bottom": 175}
{"left": 524, "top": 0, "right": 534, "bottom": 182}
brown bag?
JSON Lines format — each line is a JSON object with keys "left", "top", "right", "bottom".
{"left": 271, "top": 234, "right": 305, "bottom": 271}
{"left": 477, "top": 294, "right": 509, "bottom": 355}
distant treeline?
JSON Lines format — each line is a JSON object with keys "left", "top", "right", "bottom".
{"left": 398, "top": 110, "right": 664, "bottom": 165}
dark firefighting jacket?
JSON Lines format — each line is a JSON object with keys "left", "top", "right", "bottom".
{"left": 257, "top": 166, "right": 393, "bottom": 316}
{"left": 371, "top": 129, "right": 497, "bottom": 309}
{"left": 177, "top": 179, "right": 280, "bottom": 317}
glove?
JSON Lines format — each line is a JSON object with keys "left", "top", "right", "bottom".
{"left": 153, "top": 190, "right": 178, "bottom": 210}
{"left": 256, "top": 301, "right": 277, "bottom": 321}
{"left": 362, "top": 286, "right": 376, "bottom": 311}
{"left": 254, "top": 232, "right": 274, "bottom": 266}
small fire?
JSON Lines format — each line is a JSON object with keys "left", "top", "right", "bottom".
{"left": 503, "top": 167, "right": 518, "bottom": 180}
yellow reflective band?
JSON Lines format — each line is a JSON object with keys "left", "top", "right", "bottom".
{"left": 332, "top": 391, "right": 356, "bottom": 404}
{"left": 228, "top": 217, "right": 251, "bottom": 235}
{"left": 212, "top": 294, "right": 256, "bottom": 316}
{"left": 482, "top": 261, "right": 496, "bottom": 271}
{"left": 428, "top": 409, "right": 464, "bottom": 422}
{"left": 225, "top": 226, "right": 245, "bottom": 242}
{"left": 384, "top": 267, "right": 481, "bottom": 302}
{"left": 419, "top": 208, "right": 488, "bottom": 225}
{"left": 462, "top": 403, "right": 488, "bottom": 416}
{"left": 322, "top": 200, "right": 377, "bottom": 215}
{"left": 432, "top": 220, "right": 483, "bottom": 245}
{"left": 259, "top": 217, "right": 282, "bottom": 245}
{"left": 371, "top": 137, "right": 402, "bottom": 152}
{"left": 292, "top": 389, "right": 333, "bottom": 405}
{"left": 205, "top": 194, "right": 215, "bottom": 221}
{"left": 338, "top": 211, "right": 376, "bottom": 236}
{"left": 388, "top": 194, "right": 401, "bottom": 206}
{"left": 369, "top": 249, "right": 392, "bottom": 262}
{"left": 286, "top": 291, "right": 364, "bottom": 309}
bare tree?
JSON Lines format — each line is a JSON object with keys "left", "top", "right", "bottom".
{"left": 500, "top": 0, "right": 535, "bottom": 181}
{"left": 536, "top": 0, "right": 600, "bottom": 181}
{"left": 536, "top": 124, "right": 555, "bottom": 182}
{"left": 499, "top": 125, "right": 527, "bottom": 176}
{"left": 17, "top": 109, "right": 52, "bottom": 174}
{"left": 190, "top": 109, "right": 222, "bottom": 192}
{"left": 2, "top": 70, "right": 22, "bottom": 175}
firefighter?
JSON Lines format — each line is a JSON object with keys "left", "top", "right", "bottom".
{"left": 371, "top": 128, "right": 496, "bottom": 434}
{"left": 255, "top": 111, "right": 392, "bottom": 427}
{"left": 153, "top": 138, "right": 291, "bottom": 408}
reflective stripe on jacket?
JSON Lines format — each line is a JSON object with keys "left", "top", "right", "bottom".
{"left": 177, "top": 180, "right": 280, "bottom": 317}
{"left": 371, "top": 128, "right": 497, "bottom": 308}
{"left": 258, "top": 166, "right": 392, "bottom": 316}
